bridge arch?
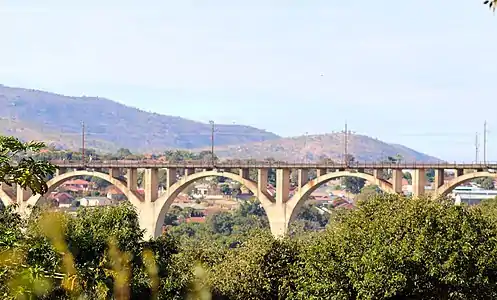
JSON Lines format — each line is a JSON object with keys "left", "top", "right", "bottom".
{"left": 26, "top": 170, "right": 142, "bottom": 209}
{"left": 0, "top": 187, "right": 13, "bottom": 208}
{"left": 286, "top": 170, "right": 395, "bottom": 222}
{"left": 436, "top": 171, "right": 497, "bottom": 197}
{"left": 152, "top": 170, "right": 274, "bottom": 238}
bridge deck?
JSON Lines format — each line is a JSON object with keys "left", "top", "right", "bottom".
{"left": 50, "top": 160, "right": 497, "bottom": 170}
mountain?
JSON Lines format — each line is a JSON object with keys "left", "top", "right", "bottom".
{"left": 204, "top": 133, "right": 441, "bottom": 163}
{"left": 0, "top": 84, "right": 440, "bottom": 162}
{"left": 0, "top": 85, "right": 280, "bottom": 152}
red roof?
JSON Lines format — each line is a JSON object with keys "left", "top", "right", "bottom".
{"left": 184, "top": 217, "right": 206, "bottom": 223}
{"left": 60, "top": 186, "right": 83, "bottom": 192}
{"left": 63, "top": 179, "right": 90, "bottom": 185}
{"left": 106, "top": 186, "right": 123, "bottom": 194}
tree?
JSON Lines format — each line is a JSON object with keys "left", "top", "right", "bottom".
{"left": 0, "top": 136, "right": 56, "bottom": 194}
{"left": 477, "top": 177, "right": 495, "bottom": 190}
{"left": 292, "top": 194, "right": 497, "bottom": 299}
{"left": 115, "top": 148, "right": 132, "bottom": 159}
{"left": 342, "top": 176, "right": 365, "bottom": 194}
{"left": 426, "top": 169, "right": 435, "bottom": 183}
{"left": 208, "top": 231, "right": 298, "bottom": 300}
{"left": 403, "top": 171, "right": 412, "bottom": 184}
{"left": 355, "top": 184, "right": 381, "bottom": 202}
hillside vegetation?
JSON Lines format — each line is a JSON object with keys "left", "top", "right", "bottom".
{"left": 0, "top": 85, "right": 279, "bottom": 152}
{"left": 0, "top": 84, "right": 439, "bottom": 162}
{"left": 207, "top": 133, "right": 440, "bottom": 162}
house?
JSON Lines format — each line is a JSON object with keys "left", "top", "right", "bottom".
{"left": 78, "top": 197, "right": 114, "bottom": 207}
{"left": 61, "top": 179, "right": 91, "bottom": 192}
{"left": 106, "top": 186, "right": 126, "bottom": 201}
{"left": 309, "top": 192, "right": 331, "bottom": 202}
{"left": 193, "top": 183, "right": 210, "bottom": 197}
{"left": 47, "top": 192, "right": 74, "bottom": 208}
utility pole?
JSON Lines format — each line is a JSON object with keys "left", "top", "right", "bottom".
{"left": 475, "top": 132, "right": 479, "bottom": 163}
{"left": 303, "top": 131, "right": 308, "bottom": 163}
{"left": 209, "top": 120, "right": 215, "bottom": 167}
{"left": 484, "top": 120, "right": 487, "bottom": 164}
{"left": 343, "top": 121, "right": 348, "bottom": 166}
{"left": 81, "top": 121, "right": 86, "bottom": 166}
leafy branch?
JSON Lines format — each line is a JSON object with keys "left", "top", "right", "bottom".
{"left": 0, "top": 136, "right": 56, "bottom": 194}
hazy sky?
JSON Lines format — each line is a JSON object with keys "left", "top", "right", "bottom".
{"left": 0, "top": 1, "right": 496, "bottom": 161}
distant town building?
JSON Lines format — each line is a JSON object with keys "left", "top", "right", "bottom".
{"left": 78, "top": 197, "right": 115, "bottom": 207}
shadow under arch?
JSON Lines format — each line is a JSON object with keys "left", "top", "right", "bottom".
{"left": 26, "top": 170, "right": 143, "bottom": 209}
{"left": 286, "top": 170, "right": 395, "bottom": 222}
{"left": 153, "top": 170, "right": 274, "bottom": 237}
{"left": 436, "top": 171, "right": 497, "bottom": 196}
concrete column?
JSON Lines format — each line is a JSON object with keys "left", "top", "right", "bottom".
{"left": 316, "top": 168, "right": 327, "bottom": 177}
{"left": 144, "top": 168, "right": 159, "bottom": 202}
{"left": 257, "top": 168, "right": 268, "bottom": 190}
{"left": 166, "top": 168, "right": 177, "bottom": 188}
{"left": 434, "top": 169, "right": 445, "bottom": 190}
{"left": 338, "top": 168, "right": 345, "bottom": 172}
{"left": 373, "top": 169, "right": 382, "bottom": 179}
{"left": 184, "top": 168, "right": 195, "bottom": 177}
{"left": 276, "top": 168, "right": 290, "bottom": 204}
{"left": 455, "top": 169, "right": 463, "bottom": 177}
{"left": 55, "top": 168, "right": 66, "bottom": 177}
{"left": 412, "top": 169, "right": 426, "bottom": 197}
{"left": 297, "top": 169, "right": 309, "bottom": 188}
{"left": 16, "top": 185, "right": 32, "bottom": 203}
{"left": 109, "top": 168, "right": 120, "bottom": 178}
{"left": 392, "top": 169, "right": 403, "bottom": 194}
{"left": 127, "top": 168, "right": 138, "bottom": 192}
{"left": 239, "top": 168, "right": 250, "bottom": 179}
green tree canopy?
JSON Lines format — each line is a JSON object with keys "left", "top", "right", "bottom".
{"left": 0, "top": 136, "right": 56, "bottom": 194}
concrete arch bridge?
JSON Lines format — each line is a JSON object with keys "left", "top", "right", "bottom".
{"left": 2, "top": 161, "right": 495, "bottom": 239}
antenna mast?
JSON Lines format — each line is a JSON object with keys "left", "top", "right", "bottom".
{"left": 344, "top": 121, "right": 348, "bottom": 166}
{"left": 475, "top": 132, "right": 479, "bottom": 163}
{"left": 483, "top": 121, "right": 487, "bottom": 164}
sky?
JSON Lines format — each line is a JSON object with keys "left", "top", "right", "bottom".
{"left": 0, "top": 0, "right": 496, "bottom": 162}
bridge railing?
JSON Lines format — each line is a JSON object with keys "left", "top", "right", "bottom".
{"left": 46, "top": 159, "right": 497, "bottom": 169}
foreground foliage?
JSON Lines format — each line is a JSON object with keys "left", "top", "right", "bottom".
{"left": 2, "top": 194, "right": 497, "bottom": 299}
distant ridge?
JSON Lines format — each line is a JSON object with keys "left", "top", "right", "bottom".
{"left": 0, "top": 84, "right": 440, "bottom": 162}
{"left": 201, "top": 133, "right": 441, "bottom": 162}
{"left": 0, "top": 84, "right": 280, "bottom": 152}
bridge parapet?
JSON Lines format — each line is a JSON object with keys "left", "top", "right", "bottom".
{"left": 47, "top": 160, "right": 497, "bottom": 170}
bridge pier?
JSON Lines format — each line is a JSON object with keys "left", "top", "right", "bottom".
{"left": 316, "top": 168, "right": 327, "bottom": 177}
{"left": 166, "top": 168, "right": 177, "bottom": 188}
{"left": 434, "top": 169, "right": 445, "bottom": 193}
{"left": 184, "top": 168, "right": 195, "bottom": 176}
{"left": 392, "top": 169, "right": 403, "bottom": 194}
{"left": 109, "top": 168, "right": 120, "bottom": 178}
{"left": 16, "top": 185, "right": 32, "bottom": 215}
{"left": 412, "top": 169, "right": 426, "bottom": 197}
{"left": 144, "top": 168, "right": 159, "bottom": 202}
{"left": 265, "top": 168, "right": 291, "bottom": 237}
{"left": 297, "top": 169, "right": 309, "bottom": 188}
{"left": 55, "top": 168, "right": 67, "bottom": 177}
{"left": 257, "top": 168, "right": 268, "bottom": 195}
{"left": 127, "top": 168, "right": 138, "bottom": 192}
{"left": 239, "top": 168, "right": 250, "bottom": 180}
